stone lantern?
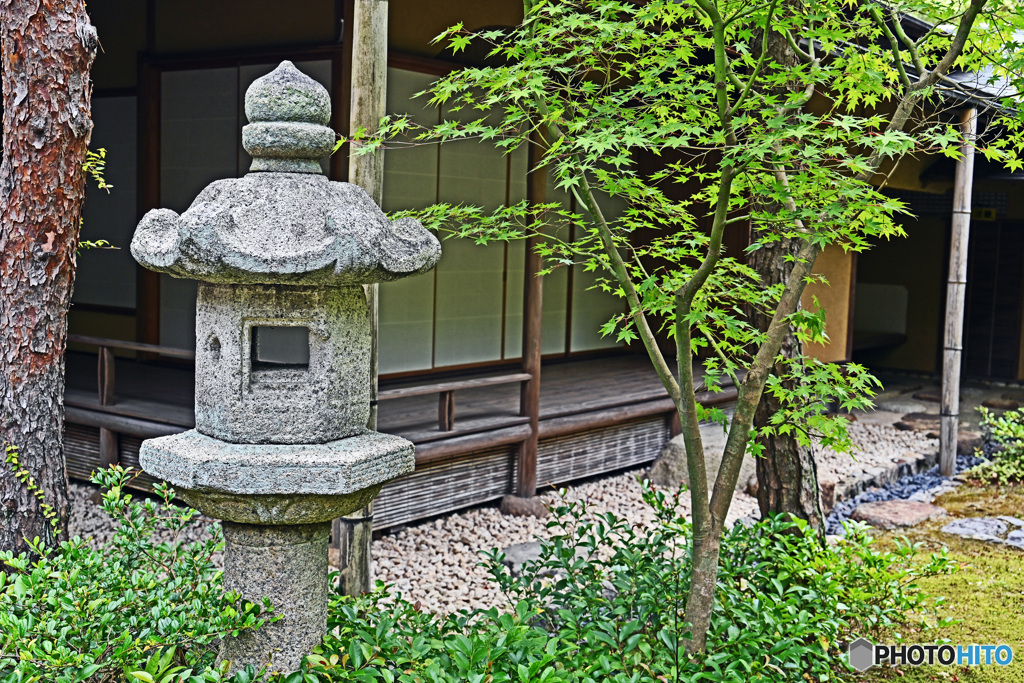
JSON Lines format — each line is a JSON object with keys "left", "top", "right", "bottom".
{"left": 130, "top": 61, "right": 440, "bottom": 673}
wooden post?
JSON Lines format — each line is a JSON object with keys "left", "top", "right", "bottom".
{"left": 97, "top": 346, "right": 119, "bottom": 469}
{"left": 940, "top": 107, "right": 977, "bottom": 477}
{"left": 517, "top": 131, "right": 545, "bottom": 499}
{"left": 97, "top": 347, "right": 115, "bottom": 406}
{"left": 334, "top": 0, "right": 388, "bottom": 597}
{"left": 137, "top": 61, "right": 162, "bottom": 350}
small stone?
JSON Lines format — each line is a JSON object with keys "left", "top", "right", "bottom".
{"left": 820, "top": 481, "right": 836, "bottom": 511}
{"left": 957, "top": 431, "right": 983, "bottom": 456}
{"left": 850, "top": 500, "right": 946, "bottom": 530}
{"left": 982, "top": 398, "right": 1020, "bottom": 410}
{"left": 499, "top": 495, "right": 550, "bottom": 518}
{"left": 941, "top": 517, "right": 1008, "bottom": 539}
{"left": 745, "top": 474, "right": 759, "bottom": 498}
{"left": 1007, "top": 529, "right": 1024, "bottom": 543}
{"left": 501, "top": 541, "right": 542, "bottom": 576}
{"left": 997, "top": 516, "right": 1024, "bottom": 528}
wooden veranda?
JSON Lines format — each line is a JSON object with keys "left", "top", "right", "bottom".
{"left": 63, "top": 339, "right": 735, "bottom": 529}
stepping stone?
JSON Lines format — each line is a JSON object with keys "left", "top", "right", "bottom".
{"left": 912, "top": 390, "right": 942, "bottom": 403}
{"left": 879, "top": 400, "right": 929, "bottom": 414}
{"left": 941, "top": 517, "right": 1008, "bottom": 540}
{"left": 982, "top": 398, "right": 1020, "bottom": 411}
{"left": 894, "top": 412, "right": 940, "bottom": 432}
{"left": 850, "top": 500, "right": 946, "bottom": 530}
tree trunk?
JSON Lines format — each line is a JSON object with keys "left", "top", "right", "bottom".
{"left": 747, "top": 10, "right": 825, "bottom": 538}
{"left": 0, "top": 0, "right": 98, "bottom": 554}
{"left": 683, "top": 524, "right": 721, "bottom": 653}
{"left": 748, "top": 239, "right": 825, "bottom": 537}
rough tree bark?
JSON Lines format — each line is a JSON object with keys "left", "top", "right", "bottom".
{"left": 747, "top": 8, "right": 825, "bottom": 538}
{"left": 748, "top": 239, "right": 825, "bottom": 537}
{"left": 0, "top": 0, "right": 98, "bottom": 554}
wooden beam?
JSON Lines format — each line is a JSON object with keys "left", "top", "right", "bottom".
{"left": 940, "top": 107, "right": 977, "bottom": 477}
{"left": 65, "top": 406, "right": 184, "bottom": 438}
{"left": 517, "top": 130, "right": 546, "bottom": 499}
{"left": 335, "top": 0, "right": 389, "bottom": 598}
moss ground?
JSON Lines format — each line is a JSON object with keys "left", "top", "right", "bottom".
{"left": 857, "top": 483, "right": 1024, "bottom": 682}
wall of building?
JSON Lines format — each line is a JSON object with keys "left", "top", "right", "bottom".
{"left": 802, "top": 245, "right": 854, "bottom": 363}
{"left": 855, "top": 215, "right": 947, "bottom": 373}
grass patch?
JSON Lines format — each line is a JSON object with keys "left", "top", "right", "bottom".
{"left": 858, "top": 483, "right": 1024, "bottom": 682}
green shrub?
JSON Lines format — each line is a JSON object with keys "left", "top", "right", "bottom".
{"left": 0, "top": 466, "right": 268, "bottom": 683}
{"left": 969, "top": 407, "right": 1024, "bottom": 485}
{"left": 304, "top": 486, "right": 956, "bottom": 683}
{"left": 0, "top": 470, "right": 954, "bottom": 683}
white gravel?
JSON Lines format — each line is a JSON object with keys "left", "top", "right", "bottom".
{"left": 814, "top": 414, "right": 937, "bottom": 490}
{"left": 67, "top": 418, "right": 937, "bottom": 615}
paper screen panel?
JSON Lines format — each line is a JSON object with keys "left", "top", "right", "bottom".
{"left": 382, "top": 68, "right": 440, "bottom": 213}
{"left": 75, "top": 96, "right": 138, "bottom": 309}
{"left": 503, "top": 241, "right": 524, "bottom": 360}
{"left": 570, "top": 191, "right": 626, "bottom": 351}
{"left": 379, "top": 271, "right": 436, "bottom": 373}
{"left": 437, "top": 93, "right": 507, "bottom": 212}
{"left": 377, "top": 68, "right": 443, "bottom": 373}
{"left": 160, "top": 68, "right": 238, "bottom": 212}
{"left": 433, "top": 238, "right": 506, "bottom": 367}
{"left": 160, "top": 67, "right": 239, "bottom": 349}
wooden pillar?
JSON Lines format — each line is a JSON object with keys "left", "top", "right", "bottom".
{"left": 940, "top": 107, "right": 977, "bottom": 477}
{"left": 517, "top": 132, "right": 545, "bottom": 499}
{"left": 334, "top": 0, "right": 388, "bottom": 597}
{"left": 136, "top": 60, "right": 162, "bottom": 348}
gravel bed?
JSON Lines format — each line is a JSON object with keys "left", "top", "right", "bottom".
{"left": 67, "top": 419, "right": 937, "bottom": 615}
{"left": 824, "top": 452, "right": 986, "bottom": 535}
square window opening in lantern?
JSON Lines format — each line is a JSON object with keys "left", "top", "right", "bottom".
{"left": 251, "top": 325, "right": 311, "bottom": 372}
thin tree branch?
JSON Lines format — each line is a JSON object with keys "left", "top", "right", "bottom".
{"left": 870, "top": 5, "right": 913, "bottom": 89}
{"left": 728, "top": 0, "right": 780, "bottom": 117}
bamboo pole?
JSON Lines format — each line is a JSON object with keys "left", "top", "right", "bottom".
{"left": 940, "top": 107, "right": 977, "bottom": 477}
{"left": 335, "top": 0, "right": 388, "bottom": 596}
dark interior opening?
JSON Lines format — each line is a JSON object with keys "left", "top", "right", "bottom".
{"left": 251, "top": 325, "right": 310, "bottom": 372}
